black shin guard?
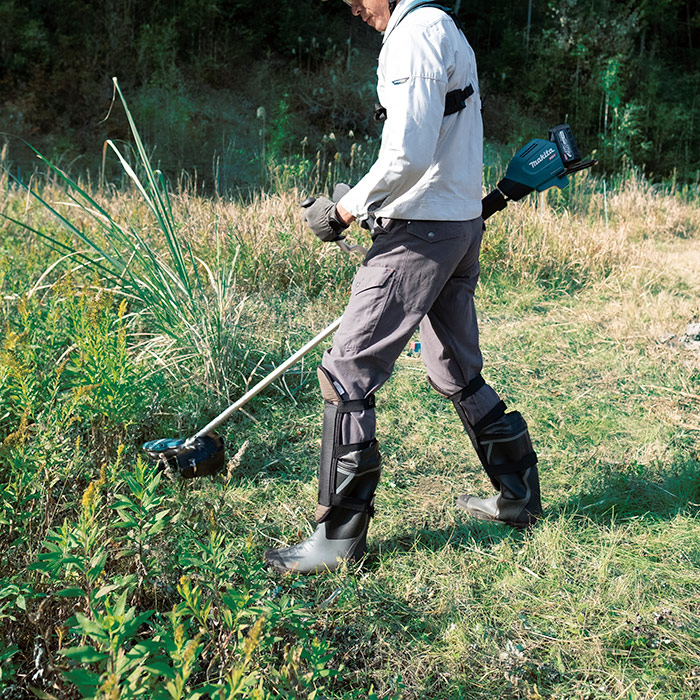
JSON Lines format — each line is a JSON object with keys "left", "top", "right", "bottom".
{"left": 431, "top": 373, "right": 538, "bottom": 488}
{"left": 472, "top": 411, "right": 538, "bottom": 486}
{"left": 316, "top": 368, "right": 381, "bottom": 529}
{"left": 432, "top": 373, "right": 542, "bottom": 525}
{"left": 263, "top": 369, "right": 381, "bottom": 574}
{"left": 430, "top": 374, "right": 537, "bottom": 490}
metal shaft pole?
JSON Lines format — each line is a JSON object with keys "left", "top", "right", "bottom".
{"left": 191, "top": 315, "right": 343, "bottom": 442}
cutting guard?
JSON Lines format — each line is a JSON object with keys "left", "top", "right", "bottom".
{"left": 143, "top": 433, "right": 225, "bottom": 478}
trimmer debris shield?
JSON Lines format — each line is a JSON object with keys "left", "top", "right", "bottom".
{"left": 143, "top": 433, "right": 225, "bottom": 478}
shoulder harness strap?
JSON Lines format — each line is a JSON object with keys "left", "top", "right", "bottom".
{"left": 375, "top": 2, "right": 474, "bottom": 122}
{"left": 396, "top": 2, "right": 467, "bottom": 35}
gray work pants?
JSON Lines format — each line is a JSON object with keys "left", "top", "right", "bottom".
{"left": 321, "top": 217, "right": 502, "bottom": 445}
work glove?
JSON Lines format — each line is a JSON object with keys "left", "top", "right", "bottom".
{"left": 302, "top": 196, "right": 349, "bottom": 243}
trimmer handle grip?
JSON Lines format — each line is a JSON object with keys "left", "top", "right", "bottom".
{"left": 481, "top": 189, "right": 508, "bottom": 222}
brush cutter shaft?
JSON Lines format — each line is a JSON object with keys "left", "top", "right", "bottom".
{"left": 190, "top": 315, "right": 344, "bottom": 442}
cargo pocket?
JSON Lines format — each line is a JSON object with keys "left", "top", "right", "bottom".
{"left": 334, "top": 265, "right": 396, "bottom": 352}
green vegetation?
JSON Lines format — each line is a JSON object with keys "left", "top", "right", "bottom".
{"left": 2, "top": 3, "right": 699, "bottom": 697}
{"left": 2, "top": 92, "right": 700, "bottom": 697}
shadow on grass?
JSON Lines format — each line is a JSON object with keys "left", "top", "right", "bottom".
{"left": 364, "top": 456, "right": 700, "bottom": 561}
{"left": 369, "top": 518, "right": 527, "bottom": 564}
{"left": 553, "top": 456, "right": 700, "bottom": 524}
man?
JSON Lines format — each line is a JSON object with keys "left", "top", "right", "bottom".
{"left": 264, "top": 0, "right": 541, "bottom": 575}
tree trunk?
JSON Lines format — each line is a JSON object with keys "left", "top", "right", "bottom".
{"left": 526, "top": 0, "right": 532, "bottom": 54}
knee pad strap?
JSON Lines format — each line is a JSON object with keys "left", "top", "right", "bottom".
{"left": 428, "top": 373, "right": 485, "bottom": 400}
{"left": 448, "top": 374, "right": 486, "bottom": 402}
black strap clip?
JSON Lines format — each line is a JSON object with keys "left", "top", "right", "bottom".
{"left": 374, "top": 103, "right": 388, "bottom": 122}
{"left": 374, "top": 82, "right": 473, "bottom": 123}
{"left": 444, "top": 83, "right": 474, "bottom": 116}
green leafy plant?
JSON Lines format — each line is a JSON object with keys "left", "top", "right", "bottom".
{"left": 112, "top": 456, "right": 172, "bottom": 589}
{"left": 61, "top": 590, "right": 156, "bottom": 698}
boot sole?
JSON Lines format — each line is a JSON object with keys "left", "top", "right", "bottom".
{"left": 468, "top": 511, "right": 539, "bottom": 529}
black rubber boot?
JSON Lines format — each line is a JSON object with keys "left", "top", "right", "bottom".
{"left": 456, "top": 464, "right": 542, "bottom": 528}
{"left": 452, "top": 394, "right": 542, "bottom": 528}
{"left": 264, "top": 440, "right": 381, "bottom": 574}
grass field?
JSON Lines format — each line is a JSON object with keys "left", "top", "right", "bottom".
{"left": 1, "top": 141, "right": 699, "bottom": 699}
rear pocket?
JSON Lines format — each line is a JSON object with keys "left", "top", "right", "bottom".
{"left": 406, "top": 220, "right": 465, "bottom": 243}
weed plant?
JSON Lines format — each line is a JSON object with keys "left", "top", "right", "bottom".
{"left": 1, "top": 120, "right": 700, "bottom": 697}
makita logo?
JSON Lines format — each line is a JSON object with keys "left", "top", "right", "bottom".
{"left": 529, "top": 148, "right": 556, "bottom": 168}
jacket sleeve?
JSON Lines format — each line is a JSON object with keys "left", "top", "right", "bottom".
{"left": 339, "top": 22, "right": 452, "bottom": 220}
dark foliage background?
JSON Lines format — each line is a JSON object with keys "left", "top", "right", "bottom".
{"left": 1, "top": 0, "right": 699, "bottom": 183}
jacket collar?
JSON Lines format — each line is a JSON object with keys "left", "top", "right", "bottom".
{"left": 382, "top": 0, "right": 431, "bottom": 43}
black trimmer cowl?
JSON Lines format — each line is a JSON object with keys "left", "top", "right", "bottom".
{"left": 143, "top": 433, "right": 225, "bottom": 478}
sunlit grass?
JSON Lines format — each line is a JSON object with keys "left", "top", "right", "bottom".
{"left": 1, "top": 118, "right": 699, "bottom": 698}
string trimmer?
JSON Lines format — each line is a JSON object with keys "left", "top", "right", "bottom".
{"left": 143, "top": 124, "right": 595, "bottom": 477}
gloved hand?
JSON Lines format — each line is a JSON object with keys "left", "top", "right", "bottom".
{"left": 302, "top": 196, "right": 349, "bottom": 243}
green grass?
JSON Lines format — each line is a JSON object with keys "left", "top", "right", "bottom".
{"left": 1, "top": 134, "right": 699, "bottom": 698}
{"left": 237, "top": 236, "right": 700, "bottom": 699}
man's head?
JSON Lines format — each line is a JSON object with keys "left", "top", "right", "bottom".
{"left": 342, "top": 0, "right": 395, "bottom": 33}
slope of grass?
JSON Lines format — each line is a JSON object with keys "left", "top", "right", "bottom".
{"left": 1, "top": 150, "right": 699, "bottom": 698}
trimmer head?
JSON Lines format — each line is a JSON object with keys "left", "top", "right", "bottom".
{"left": 143, "top": 433, "right": 225, "bottom": 478}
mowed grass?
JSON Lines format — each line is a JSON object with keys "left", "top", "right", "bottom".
{"left": 1, "top": 155, "right": 699, "bottom": 699}
{"left": 239, "top": 209, "right": 700, "bottom": 699}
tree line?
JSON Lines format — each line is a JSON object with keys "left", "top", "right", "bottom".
{"left": 1, "top": 0, "right": 698, "bottom": 178}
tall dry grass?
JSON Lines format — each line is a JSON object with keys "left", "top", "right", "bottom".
{"left": 4, "top": 154, "right": 698, "bottom": 308}
{"left": 480, "top": 171, "right": 699, "bottom": 289}
{"left": 2, "top": 119, "right": 698, "bottom": 410}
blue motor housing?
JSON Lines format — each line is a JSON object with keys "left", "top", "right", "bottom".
{"left": 504, "top": 138, "right": 569, "bottom": 194}
{"left": 481, "top": 124, "right": 595, "bottom": 220}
